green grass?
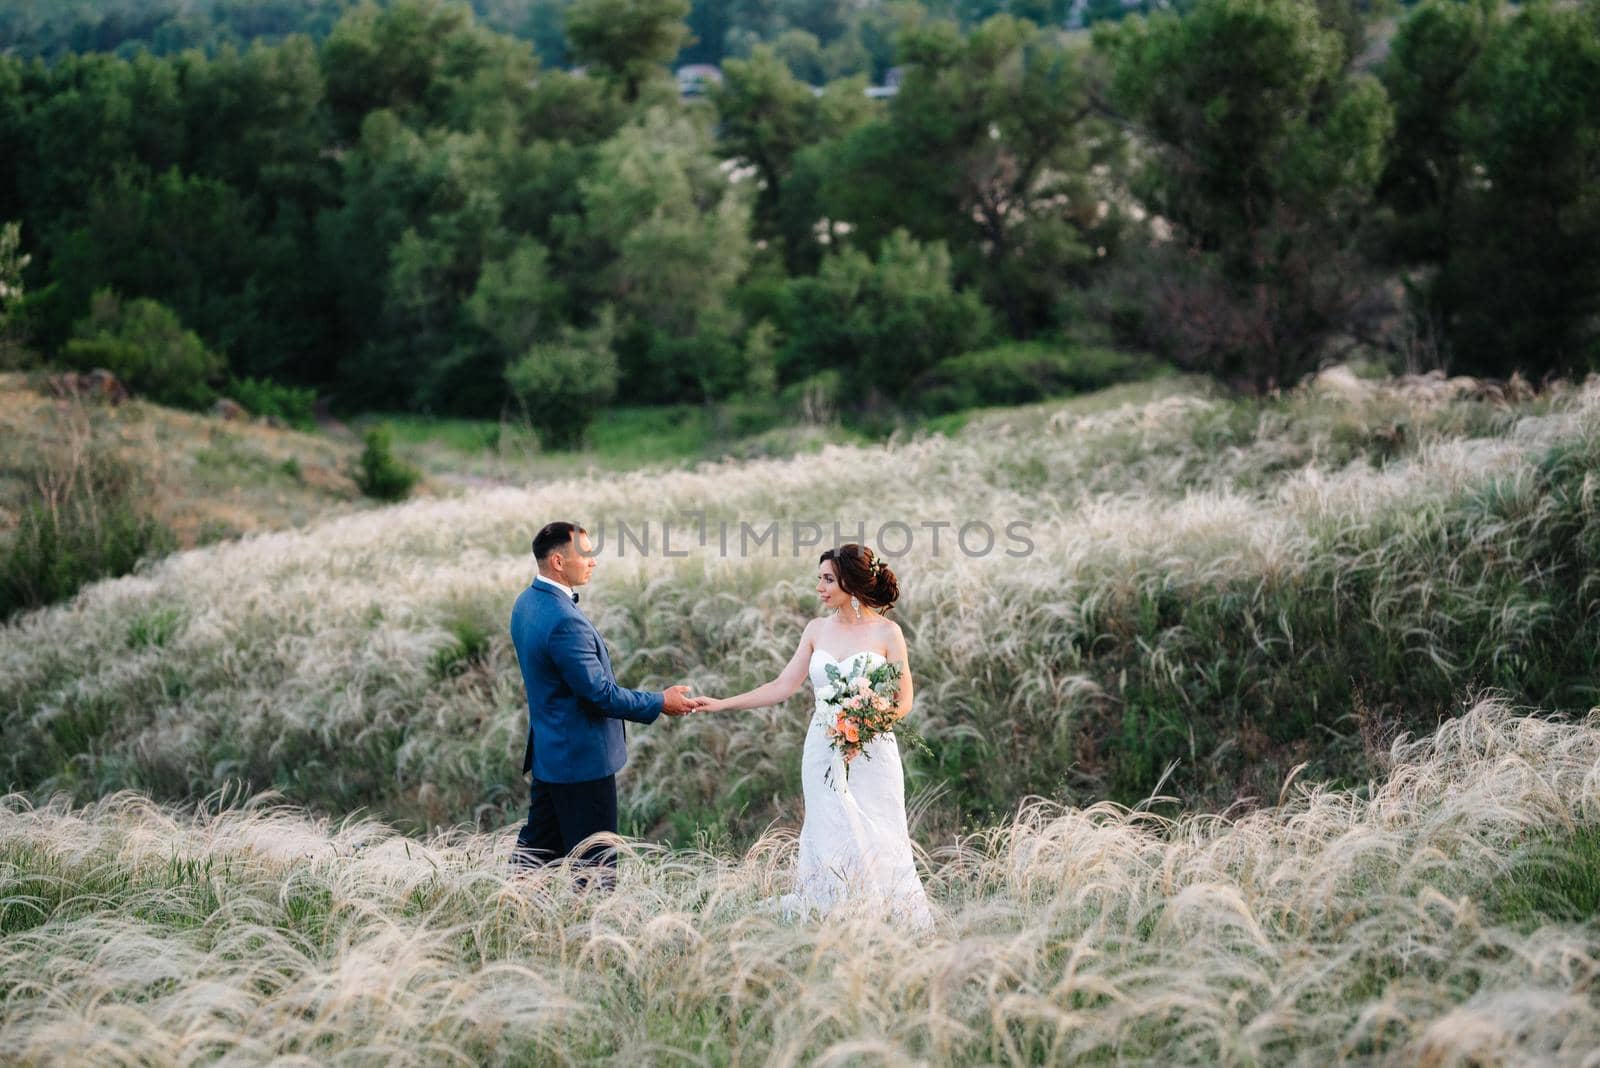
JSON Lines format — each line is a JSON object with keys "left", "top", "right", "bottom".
{"left": 1485, "top": 824, "right": 1600, "bottom": 929}
{"left": 360, "top": 375, "right": 1201, "bottom": 480}
{"left": 374, "top": 413, "right": 527, "bottom": 455}
{"left": 359, "top": 397, "right": 1009, "bottom": 477}
{"left": 359, "top": 402, "right": 861, "bottom": 480}
{"left": 191, "top": 428, "right": 308, "bottom": 487}
{"left": 585, "top": 403, "right": 790, "bottom": 463}
{"left": 1, "top": 445, "right": 176, "bottom": 621}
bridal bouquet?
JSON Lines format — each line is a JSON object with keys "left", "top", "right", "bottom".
{"left": 817, "top": 658, "right": 931, "bottom": 789}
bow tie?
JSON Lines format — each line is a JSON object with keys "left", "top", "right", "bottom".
{"left": 571, "top": 591, "right": 580, "bottom": 604}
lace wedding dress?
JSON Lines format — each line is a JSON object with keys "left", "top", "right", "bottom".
{"left": 776, "top": 648, "right": 935, "bottom": 929}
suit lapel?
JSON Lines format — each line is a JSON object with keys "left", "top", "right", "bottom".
{"left": 534, "top": 580, "right": 614, "bottom": 679}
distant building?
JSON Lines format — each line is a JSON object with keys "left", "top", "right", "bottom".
{"left": 802, "top": 65, "right": 903, "bottom": 101}
{"left": 676, "top": 64, "right": 723, "bottom": 97}
{"left": 865, "top": 67, "right": 903, "bottom": 99}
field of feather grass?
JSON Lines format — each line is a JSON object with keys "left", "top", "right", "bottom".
{"left": 3, "top": 367, "right": 1600, "bottom": 1064}
{"left": 3, "top": 696, "right": 1599, "bottom": 1065}
{"left": 1, "top": 369, "right": 1597, "bottom": 846}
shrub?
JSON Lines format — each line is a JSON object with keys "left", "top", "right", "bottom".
{"left": 912, "top": 342, "right": 1168, "bottom": 414}
{"left": 504, "top": 316, "right": 620, "bottom": 450}
{"left": 777, "top": 230, "right": 996, "bottom": 391}
{"left": 352, "top": 425, "right": 419, "bottom": 502}
{"left": 0, "top": 446, "right": 175, "bottom": 621}
{"left": 63, "top": 290, "right": 224, "bottom": 409}
{"left": 776, "top": 368, "right": 844, "bottom": 424}
{"left": 739, "top": 318, "right": 779, "bottom": 401}
{"left": 228, "top": 376, "right": 317, "bottom": 430}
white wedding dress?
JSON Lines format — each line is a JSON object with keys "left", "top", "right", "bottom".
{"left": 776, "top": 648, "right": 935, "bottom": 929}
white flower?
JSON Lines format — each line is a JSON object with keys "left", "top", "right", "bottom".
{"left": 817, "top": 684, "right": 838, "bottom": 703}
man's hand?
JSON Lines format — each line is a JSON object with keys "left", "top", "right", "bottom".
{"left": 662, "top": 684, "right": 698, "bottom": 716}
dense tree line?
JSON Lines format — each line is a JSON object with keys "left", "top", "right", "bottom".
{"left": 0, "top": 0, "right": 1170, "bottom": 72}
{"left": 0, "top": 0, "right": 1595, "bottom": 437}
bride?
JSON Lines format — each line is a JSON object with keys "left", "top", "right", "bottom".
{"left": 692, "top": 543, "right": 934, "bottom": 928}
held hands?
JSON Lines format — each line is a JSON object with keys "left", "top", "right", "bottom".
{"left": 662, "top": 685, "right": 722, "bottom": 716}
{"left": 662, "top": 685, "right": 698, "bottom": 716}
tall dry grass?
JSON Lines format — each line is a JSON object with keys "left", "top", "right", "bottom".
{"left": 0, "top": 373, "right": 360, "bottom": 546}
{"left": 0, "top": 371, "right": 1596, "bottom": 839}
{"left": 2, "top": 695, "right": 1598, "bottom": 1065}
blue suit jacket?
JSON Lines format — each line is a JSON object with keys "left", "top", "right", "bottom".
{"left": 510, "top": 579, "right": 664, "bottom": 783}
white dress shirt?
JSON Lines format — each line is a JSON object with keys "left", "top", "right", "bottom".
{"left": 535, "top": 574, "right": 578, "bottom": 602}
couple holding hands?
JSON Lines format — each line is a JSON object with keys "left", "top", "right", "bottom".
{"left": 509, "top": 521, "right": 932, "bottom": 926}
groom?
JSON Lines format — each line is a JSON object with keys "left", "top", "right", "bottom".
{"left": 509, "top": 520, "right": 698, "bottom": 877}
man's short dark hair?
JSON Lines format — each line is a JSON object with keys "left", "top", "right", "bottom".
{"left": 533, "top": 521, "right": 587, "bottom": 561}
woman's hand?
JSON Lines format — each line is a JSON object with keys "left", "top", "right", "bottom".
{"left": 692, "top": 696, "right": 729, "bottom": 714}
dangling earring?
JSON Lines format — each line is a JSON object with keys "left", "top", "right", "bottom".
{"left": 850, "top": 595, "right": 860, "bottom": 618}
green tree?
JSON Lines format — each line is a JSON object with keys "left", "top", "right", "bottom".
{"left": 576, "top": 107, "right": 754, "bottom": 401}
{"left": 321, "top": 0, "right": 539, "bottom": 142}
{"left": 477, "top": 0, "right": 572, "bottom": 67}
{"left": 36, "top": 166, "right": 297, "bottom": 378}
{"left": 5, "top": 52, "right": 185, "bottom": 223}
{"left": 778, "top": 228, "right": 996, "bottom": 390}
{"left": 763, "top": 78, "right": 879, "bottom": 275}
{"left": 770, "top": 29, "right": 827, "bottom": 83}
{"left": 182, "top": 37, "right": 331, "bottom": 203}
{"left": 64, "top": 289, "right": 225, "bottom": 409}
{"left": 319, "top": 111, "right": 505, "bottom": 410}
{"left": 0, "top": 0, "right": 357, "bottom": 60}
{"left": 1376, "top": 0, "right": 1495, "bottom": 270}
{"left": 1381, "top": 0, "right": 1600, "bottom": 378}
{"left": 714, "top": 45, "right": 826, "bottom": 244}
{"left": 1451, "top": 0, "right": 1600, "bottom": 377}
{"left": 465, "top": 239, "right": 567, "bottom": 357}
{"left": 0, "top": 44, "right": 336, "bottom": 386}
{"left": 505, "top": 313, "right": 620, "bottom": 447}
{"left": 1096, "top": 0, "right": 1393, "bottom": 390}
{"left": 715, "top": 52, "right": 876, "bottom": 275}
{"left": 564, "top": 0, "right": 689, "bottom": 102}
{"left": 829, "top": 15, "right": 1124, "bottom": 337}
{"left": 681, "top": 0, "right": 736, "bottom": 65}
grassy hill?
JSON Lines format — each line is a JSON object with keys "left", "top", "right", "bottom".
{"left": 0, "top": 372, "right": 365, "bottom": 548}
{"left": 2, "top": 368, "right": 1595, "bottom": 842}
{"left": 2, "top": 366, "right": 1598, "bottom": 1063}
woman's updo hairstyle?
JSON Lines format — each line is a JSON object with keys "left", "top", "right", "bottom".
{"left": 819, "top": 542, "right": 899, "bottom": 612}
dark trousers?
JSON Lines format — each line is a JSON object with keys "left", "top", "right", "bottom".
{"left": 513, "top": 773, "right": 618, "bottom": 881}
